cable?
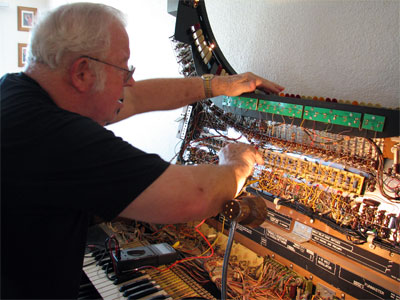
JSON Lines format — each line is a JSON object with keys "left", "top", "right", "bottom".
{"left": 221, "top": 220, "right": 237, "bottom": 300}
{"left": 367, "top": 138, "right": 400, "bottom": 201}
{"left": 132, "top": 219, "right": 215, "bottom": 274}
{"left": 106, "top": 235, "right": 120, "bottom": 275}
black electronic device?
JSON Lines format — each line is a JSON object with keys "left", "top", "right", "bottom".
{"left": 112, "top": 243, "right": 178, "bottom": 274}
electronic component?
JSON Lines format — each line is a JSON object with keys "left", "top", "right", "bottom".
{"left": 112, "top": 243, "right": 178, "bottom": 274}
{"left": 222, "top": 194, "right": 268, "bottom": 228}
{"left": 84, "top": 223, "right": 218, "bottom": 300}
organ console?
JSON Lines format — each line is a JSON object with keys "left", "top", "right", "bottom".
{"left": 170, "top": 1, "right": 400, "bottom": 299}
{"left": 84, "top": 1, "right": 400, "bottom": 299}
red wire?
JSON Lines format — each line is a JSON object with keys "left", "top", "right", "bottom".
{"left": 133, "top": 219, "right": 214, "bottom": 273}
{"left": 151, "top": 224, "right": 174, "bottom": 236}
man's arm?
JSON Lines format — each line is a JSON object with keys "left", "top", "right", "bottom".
{"left": 119, "top": 143, "right": 264, "bottom": 223}
{"left": 114, "top": 72, "right": 284, "bottom": 122}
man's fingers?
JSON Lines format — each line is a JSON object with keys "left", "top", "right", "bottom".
{"left": 218, "top": 72, "right": 284, "bottom": 97}
{"left": 259, "top": 79, "right": 285, "bottom": 94}
{"left": 254, "top": 150, "right": 265, "bottom": 165}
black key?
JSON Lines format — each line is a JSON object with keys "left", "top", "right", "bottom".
{"left": 94, "top": 252, "right": 106, "bottom": 261}
{"left": 127, "top": 286, "right": 161, "bottom": 300}
{"left": 102, "top": 263, "right": 113, "bottom": 272}
{"left": 148, "top": 294, "right": 169, "bottom": 300}
{"left": 119, "top": 278, "right": 150, "bottom": 292}
{"left": 123, "top": 282, "right": 154, "bottom": 297}
{"left": 113, "top": 272, "right": 143, "bottom": 285}
{"left": 90, "top": 249, "right": 102, "bottom": 257}
{"left": 98, "top": 258, "right": 111, "bottom": 266}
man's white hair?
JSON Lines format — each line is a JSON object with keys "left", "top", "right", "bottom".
{"left": 27, "top": 2, "right": 127, "bottom": 91}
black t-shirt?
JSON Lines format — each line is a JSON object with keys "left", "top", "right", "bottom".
{"left": 0, "top": 73, "right": 170, "bottom": 298}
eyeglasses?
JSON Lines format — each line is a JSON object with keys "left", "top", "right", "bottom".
{"left": 81, "top": 55, "right": 135, "bottom": 84}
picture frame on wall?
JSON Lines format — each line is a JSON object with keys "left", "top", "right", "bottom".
{"left": 17, "top": 6, "right": 37, "bottom": 32}
{"left": 18, "top": 43, "right": 28, "bottom": 67}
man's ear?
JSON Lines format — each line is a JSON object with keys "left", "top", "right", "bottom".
{"left": 69, "top": 57, "right": 95, "bottom": 92}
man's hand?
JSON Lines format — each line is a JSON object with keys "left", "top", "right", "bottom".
{"left": 218, "top": 143, "right": 264, "bottom": 196}
{"left": 213, "top": 72, "right": 285, "bottom": 97}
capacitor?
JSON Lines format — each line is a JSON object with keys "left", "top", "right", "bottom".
{"left": 363, "top": 198, "right": 380, "bottom": 207}
{"left": 203, "top": 50, "right": 212, "bottom": 65}
{"left": 194, "top": 34, "right": 205, "bottom": 46}
{"left": 305, "top": 280, "right": 313, "bottom": 295}
{"left": 388, "top": 214, "right": 398, "bottom": 229}
{"left": 289, "top": 284, "right": 297, "bottom": 299}
{"left": 190, "top": 23, "right": 201, "bottom": 33}
{"left": 352, "top": 179, "right": 359, "bottom": 189}
{"left": 198, "top": 41, "right": 208, "bottom": 53}
{"left": 232, "top": 271, "right": 242, "bottom": 282}
{"left": 296, "top": 287, "right": 302, "bottom": 300}
{"left": 391, "top": 144, "right": 400, "bottom": 174}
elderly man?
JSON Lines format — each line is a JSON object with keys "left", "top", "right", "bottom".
{"left": 1, "top": 2, "right": 284, "bottom": 298}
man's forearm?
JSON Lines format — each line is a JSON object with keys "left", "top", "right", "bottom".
{"left": 114, "top": 72, "right": 284, "bottom": 123}
{"left": 118, "top": 164, "right": 241, "bottom": 224}
{"left": 115, "top": 77, "right": 205, "bottom": 122}
{"left": 118, "top": 143, "right": 262, "bottom": 224}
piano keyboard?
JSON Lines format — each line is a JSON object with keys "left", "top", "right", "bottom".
{"left": 83, "top": 251, "right": 217, "bottom": 300}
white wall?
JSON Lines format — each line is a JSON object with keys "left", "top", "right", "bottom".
{"left": 2, "top": 0, "right": 399, "bottom": 161}
{"left": 206, "top": 0, "right": 400, "bottom": 108}
{"left": 0, "top": 0, "right": 49, "bottom": 75}
{"left": 91, "top": 0, "right": 183, "bottom": 162}
{"left": 2, "top": 0, "right": 183, "bottom": 162}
